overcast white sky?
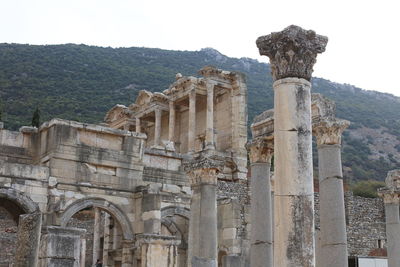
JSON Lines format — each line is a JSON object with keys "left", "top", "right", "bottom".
{"left": 1, "top": 0, "right": 399, "bottom": 96}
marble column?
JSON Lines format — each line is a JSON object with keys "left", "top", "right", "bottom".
{"left": 257, "top": 25, "right": 328, "bottom": 267}
{"left": 206, "top": 83, "right": 215, "bottom": 150}
{"left": 185, "top": 157, "right": 221, "bottom": 267}
{"left": 154, "top": 108, "right": 162, "bottom": 147}
{"left": 168, "top": 100, "right": 176, "bottom": 143}
{"left": 248, "top": 138, "right": 273, "bottom": 267}
{"left": 313, "top": 118, "right": 349, "bottom": 267}
{"left": 15, "top": 212, "right": 42, "bottom": 267}
{"left": 378, "top": 170, "right": 400, "bottom": 267}
{"left": 93, "top": 207, "right": 101, "bottom": 264}
{"left": 188, "top": 90, "right": 196, "bottom": 153}
{"left": 136, "top": 117, "right": 141, "bottom": 133}
{"left": 80, "top": 237, "right": 86, "bottom": 267}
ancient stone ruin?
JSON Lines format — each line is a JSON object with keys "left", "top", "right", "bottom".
{"left": 0, "top": 25, "right": 394, "bottom": 267}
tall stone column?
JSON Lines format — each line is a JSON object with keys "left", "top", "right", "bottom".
{"left": 378, "top": 170, "right": 400, "bottom": 267}
{"left": 136, "top": 117, "right": 141, "bottom": 133}
{"left": 188, "top": 90, "right": 196, "bottom": 153}
{"left": 248, "top": 138, "right": 273, "bottom": 267}
{"left": 15, "top": 212, "right": 42, "bottom": 267}
{"left": 168, "top": 100, "right": 176, "bottom": 143}
{"left": 93, "top": 207, "right": 101, "bottom": 264}
{"left": 257, "top": 25, "right": 328, "bottom": 267}
{"left": 185, "top": 157, "right": 221, "bottom": 267}
{"left": 206, "top": 83, "right": 215, "bottom": 150}
{"left": 313, "top": 118, "right": 349, "bottom": 267}
{"left": 154, "top": 108, "right": 162, "bottom": 147}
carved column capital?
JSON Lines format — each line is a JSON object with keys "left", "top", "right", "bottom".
{"left": 379, "top": 191, "right": 400, "bottom": 205}
{"left": 247, "top": 138, "right": 274, "bottom": 164}
{"left": 313, "top": 118, "right": 349, "bottom": 146}
{"left": 256, "top": 25, "right": 328, "bottom": 81}
{"left": 183, "top": 156, "right": 223, "bottom": 186}
{"left": 385, "top": 169, "right": 400, "bottom": 191}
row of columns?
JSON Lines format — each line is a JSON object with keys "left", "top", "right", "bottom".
{"left": 248, "top": 117, "right": 349, "bottom": 267}
{"left": 135, "top": 83, "right": 215, "bottom": 152}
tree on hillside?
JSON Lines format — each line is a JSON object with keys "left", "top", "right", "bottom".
{"left": 31, "top": 107, "right": 41, "bottom": 128}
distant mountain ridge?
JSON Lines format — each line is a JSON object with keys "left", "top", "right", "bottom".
{"left": 1, "top": 43, "right": 400, "bottom": 182}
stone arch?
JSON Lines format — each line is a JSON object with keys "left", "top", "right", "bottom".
{"left": 0, "top": 187, "right": 39, "bottom": 215}
{"left": 161, "top": 206, "right": 190, "bottom": 220}
{"left": 162, "top": 217, "right": 186, "bottom": 248}
{"left": 60, "top": 197, "right": 133, "bottom": 240}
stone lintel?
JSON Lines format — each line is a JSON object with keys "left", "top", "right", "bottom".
{"left": 313, "top": 118, "right": 350, "bottom": 146}
{"left": 247, "top": 138, "right": 274, "bottom": 164}
{"left": 256, "top": 25, "right": 328, "bottom": 81}
{"left": 311, "top": 93, "right": 336, "bottom": 120}
{"left": 135, "top": 234, "right": 181, "bottom": 246}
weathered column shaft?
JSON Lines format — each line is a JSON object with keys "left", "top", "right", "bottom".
{"left": 93, "top": 207, "right": 101, "bottom": 264}
{"left": 273, "top": 78, "right": 314, "bottom": 267}
{"left": 186, "top": 160, "right": 220, "bottom": 267}
{"left": 154, "top": 109, "right": 162, "bottom": 147}
{"left": 257, "top": 25, "right": 327, "bottom": 267}
{"left": 136, "top": 117, "right": 141, "bottom": 133}
{"left": 188, "top": 90, "right": 196, "bottom": 152}
{"left": 384, "top": 196, "right": 400, "bottom": 267}
{"left": 248, "top": 140, "right": 273, "bottom": 267}
{"left": 313, "top": 117, "right": 349, "bottom": 267}
{"left": 317, "top": 144, "right": 348, "bottom": 267}
{"left": 168, "top": 101, "right": 175, "bottom": 142}
{"left": 15, "top": 212, "right": 42, "bottom": 267}
{"left": 206, "top": 83, "right": 215, "bottom": 149}
{"left": 80, "top": 237, "right": 86, "bottom": 267}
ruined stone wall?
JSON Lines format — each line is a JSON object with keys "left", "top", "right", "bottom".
{"left": 0, "top": 207, "right": 18, "bottom": 266}
{"left": 314, "top": 191, "right": 386, "bottom": 257}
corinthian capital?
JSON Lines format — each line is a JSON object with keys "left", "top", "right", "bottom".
{"left": 256, "top": 25, "right": 328, "bottom": 81}
{"left": 247, "top": 138, "right": 274, "bottom": 164}
{"left": 183, "top": 156, "right": 223, "bottom": 186}
{"left": 313, "top": 118, "right": 349, "bottom": 146}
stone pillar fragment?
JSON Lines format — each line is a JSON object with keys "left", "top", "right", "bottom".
{"left": 313, "top": 118, "right": 349, "bottom": 267}
{"left": 206, "top": 83, "right": 215, "bottom": 150}
{"left": 154, "top": 108, "right": 162, "bottom": 147}
{"left": 39, "top": 226, "right": 86, "bottom": 267}
{"left": 121, "top": 240, "right": 134, "bottom": 267}
{"left": 185, "top": 156, "right": 222, "bottom": 267}
{"left": 257, "top": 25, "right": 328, "bottom": 267}
{"left": 378, "top": 170, "right": 400, "bottom": 267}
{"left": 137, "top": 234, "right": 180, "bottom": 267}
{"left": 248, "top": 138, "right": 273, "bottom": 267}
{"left": 15, "top": 212, "right": 42, "bottom": 267}
{"left": 188, "top": 90, "right": 196, "bottom": 153}
{"left": 93, "top": 207, "right": 101, "bottom": 265}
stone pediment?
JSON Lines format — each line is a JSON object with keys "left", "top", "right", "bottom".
{"left": 104, "top": 104, "right": 129, "bottom": 123}
{"left": 135, "top": 90, "right": 154, "bottom": 106}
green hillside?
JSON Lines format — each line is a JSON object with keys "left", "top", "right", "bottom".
{"left": 1, "top": 43, "right": 400, "bottom": 182}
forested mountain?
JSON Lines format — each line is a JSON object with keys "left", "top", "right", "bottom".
{"left": 1, "top": 43, "right": 400, "bottom": 183}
